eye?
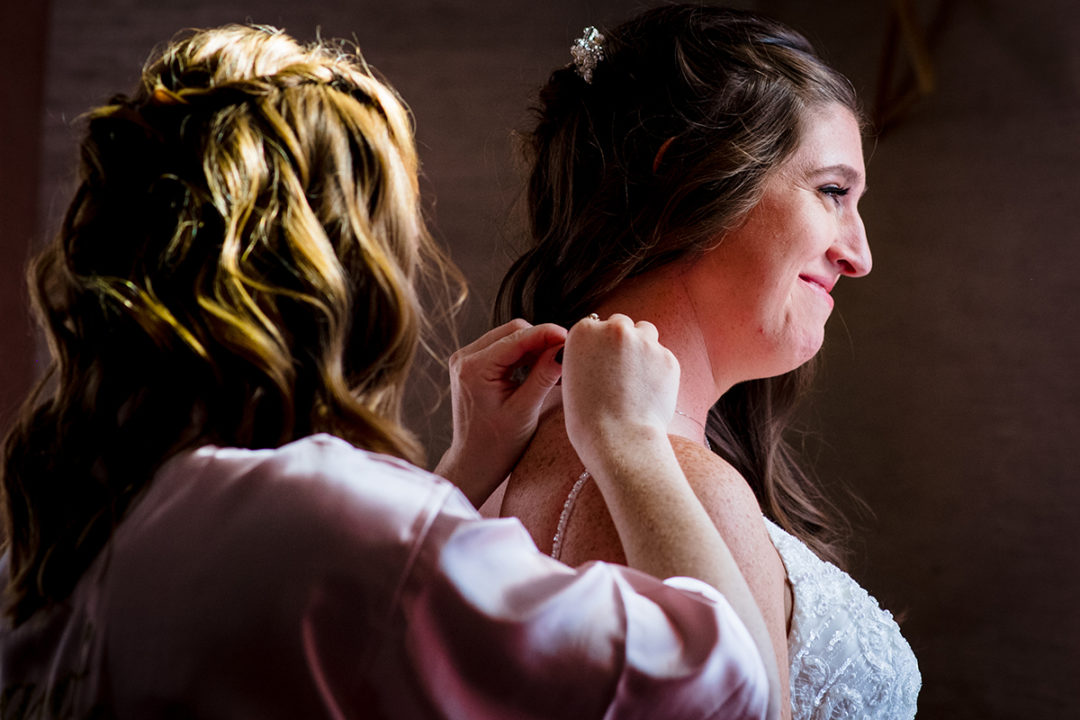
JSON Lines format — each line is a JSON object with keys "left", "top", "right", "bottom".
{"left": 819, "top": 184, "right": 850, "bottom": 204}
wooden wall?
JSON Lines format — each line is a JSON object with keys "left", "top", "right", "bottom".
{"left": 0, "top": 1, "right": 49, "bottom": 429}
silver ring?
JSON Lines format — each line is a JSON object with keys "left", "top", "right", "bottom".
{"left": 586, "top": 313, "right": 600, "bottom": 321}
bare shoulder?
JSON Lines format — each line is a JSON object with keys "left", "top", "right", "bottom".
{"left": 671, "top": 434, "right": 791, "bottom": 685}
{"left": 667, "top": 435, "right": 785, "bottom": 593}
{"left": 499, "top": 408, "right": 584, "bottom": 554}
{"left": 668, "top": 435, "right": 764, "bottom": 519}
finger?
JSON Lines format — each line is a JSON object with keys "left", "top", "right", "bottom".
{"left": 457, "top": 318, "right": 532, "bottom": 356}
{"left": 509, "top": 342, "right": 564, "bottom": 410}
{"left": 604, "top": 313, "right": 635, "bottom": 329}
{"left": 484, "top": 323, "right": 568, "bottom": 372}
{"left": 634, "top": 320, "right": 660, "bottom": 342}
{"left": 572, "top": 312, "right": 604, "bottom": 328}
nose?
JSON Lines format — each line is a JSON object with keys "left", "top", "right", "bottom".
{"left": 827, "top": 212, "right": 872, "bottom": 277}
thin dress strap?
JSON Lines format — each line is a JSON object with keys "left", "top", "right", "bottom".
{"left": 550, "top": 470, "right": 591, "bottom": 560}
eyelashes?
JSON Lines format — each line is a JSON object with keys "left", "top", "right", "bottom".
{"left": 819, "top": 184, "right": 851, "bottom": 206}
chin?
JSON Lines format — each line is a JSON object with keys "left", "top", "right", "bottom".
{"left": 762, "top": 334, "right": 824, "bottom": 379}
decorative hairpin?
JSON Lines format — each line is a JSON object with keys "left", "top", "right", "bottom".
{"left": 570, "top": 26, "right": 605, "bottom": 83}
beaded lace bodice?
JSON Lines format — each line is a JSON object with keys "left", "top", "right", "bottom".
{"left": 764, "top": 518, "right": 920, "bottom": 719}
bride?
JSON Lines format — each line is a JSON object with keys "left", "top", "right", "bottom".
{"left": 488, "top": 5, "right": 921, "bottom": 718}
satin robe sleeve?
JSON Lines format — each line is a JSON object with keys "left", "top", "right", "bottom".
{"left": 395, "top": 482, "right": 770, "bottom": 720}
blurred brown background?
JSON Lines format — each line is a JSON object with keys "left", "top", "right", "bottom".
{"left": 1, "top": 1, "right": 1076, "bottom": 717}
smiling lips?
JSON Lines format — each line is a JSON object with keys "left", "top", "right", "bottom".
{"left": 799, "top": 274, "right": 836, "bottom": 307}
{"left": 799, "top": 274, "right": 835, "bottom": 293}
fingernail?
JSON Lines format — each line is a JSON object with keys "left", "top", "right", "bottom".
{"left": 555, "top": 348, "right": 564, "bottom": 364}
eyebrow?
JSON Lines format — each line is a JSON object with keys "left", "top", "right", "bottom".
{"left": 809, "top": 164, "right": 869, "bottom": 197}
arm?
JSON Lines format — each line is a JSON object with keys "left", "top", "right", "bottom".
{"left": 550, "top": 440, "right": 793, "bottom": 718}
{"left": 407, "top": 489, "right": 772, "bottom": 720}
{"left": 434, "top": 319, "right": 566, "bottom": 507}
{"left": 560, "top": 315, "right": 782, "bottom": 720}
{"left": 670, "top": 438, "right": 793, "bottom": 720}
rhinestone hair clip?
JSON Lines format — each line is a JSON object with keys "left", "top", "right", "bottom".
{"left": 570, "top": 26, "right": 605, "bottom": 83}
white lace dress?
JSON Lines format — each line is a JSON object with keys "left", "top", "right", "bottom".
{"left": 764, "top": 518, "right": 921, "bottom": 719}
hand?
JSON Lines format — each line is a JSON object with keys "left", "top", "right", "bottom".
{"left": 560, "top": 313, "right": 680, "bottom": 477}
{"left": 435, "top": 319, "right": 567, "bottom": 507}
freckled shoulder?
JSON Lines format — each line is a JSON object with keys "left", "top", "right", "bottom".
{"left": 667, "top": 435, "right": 781, "bottom": 584}
{"left": 668, "top": 436, "right": 764, "bottom": 518}
{"left": 499, "top": 408, "right": 585, "bottom": 554}
{"left": 670, "top": 435, "right": 792, "bottom": 715}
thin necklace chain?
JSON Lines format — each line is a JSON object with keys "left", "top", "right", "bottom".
{"left": 675, "top": 408, "right": 705, "bottom": 430}
{"left": 675, "top": 409, "right": 711, "bottom": 450}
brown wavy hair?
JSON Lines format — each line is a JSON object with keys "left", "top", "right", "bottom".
{"left": 1, "top": 25, "right": 463, "bottom": 624}
{"left": 496, "top": 5, "right": 860, "bottom": 565}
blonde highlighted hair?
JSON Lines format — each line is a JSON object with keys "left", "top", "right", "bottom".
{"left": 2, "top": 24, "right": 463, "bottom": 623}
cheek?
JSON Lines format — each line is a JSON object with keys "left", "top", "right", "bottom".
{"left": 747, "top": 254, "right": 802, "bottom": 319}
{"left": 745, "top": 230, "right": 808, "bottom": 295}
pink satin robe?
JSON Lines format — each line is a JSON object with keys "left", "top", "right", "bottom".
{"left": 1, "top": 434, "right": 767, "bottom": 719}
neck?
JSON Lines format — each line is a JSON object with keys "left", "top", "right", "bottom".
{"left": 540, "top": 385, "right": 709, "bottom": 447}
{"left": 593, "top": 262, "right": 743, "bottom": 436}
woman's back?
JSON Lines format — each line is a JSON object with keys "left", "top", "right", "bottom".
{"left": 1, "top": 436, "right": 453, "bottom": 717}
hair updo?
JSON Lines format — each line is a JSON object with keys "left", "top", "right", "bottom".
{"left": 497, "top": 5, "right": 861, "bottom": 563}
